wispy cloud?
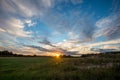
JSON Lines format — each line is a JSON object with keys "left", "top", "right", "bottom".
{"left": 66, "top": 38, "right": 120, "bottom": 54}
{"left": 0, "top": 0, "right": 120, "bottom": 55}
{"left": 25, "top": 45, "right": 53, "bottom": 52}
{"left": 94, "top": 1, "right": 120, "bottom": 40}
{"left": 41, "top": 1, "right": 95, "bottom": 43}
{"left": 0, "top": 0, "right": 54, "bottom": 17}
{"left": 0, "top": 17, "right": 31, "bottom": 37}
{"left": 87, "top": 39, "right": 120, "bottom": 47}
{"left": 38, "top": 38, "right": 56, "bottom": 47}
{"left": 71, "top": 0, "right": 84, "bottom": 5}
{"left": 25, "top": 19, "right": 36, "bottom": 27}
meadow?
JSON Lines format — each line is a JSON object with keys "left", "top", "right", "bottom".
{"left": 0, "top": 53, "right": 120, "bottom": 80}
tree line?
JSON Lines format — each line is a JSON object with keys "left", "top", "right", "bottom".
{"left": 0, "top": 50, "right": 23, "bottom": 57}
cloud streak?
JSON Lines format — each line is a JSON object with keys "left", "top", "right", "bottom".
{"left": 95, "top": 1, "right": 120, "bottom": 40}
{"left": 25, "top": 45, "right": 53, "bottom": 52}
{"left": 0, "top": 0, "right": 54, "bottom": 17}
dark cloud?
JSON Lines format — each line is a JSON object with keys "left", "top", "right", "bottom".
{"left": 91, "top": 48, "right": 119, "bottom": 53}
{"left": 38, "top": 38, "right": 56, "bottom": 47}
{"left": 38, "top": 38, "right": 79, "bottom": 55}
{"left": 25, "top": 45, "right": 53, "bottom": 52}
{"left": 24, "top": 44, "right": 72, "bottom": 54}
{"left": 38, "top": 38, "right": 68, "bottom": 53}
{"left": 65, "top": 51, "right": 79, "bottom": 55}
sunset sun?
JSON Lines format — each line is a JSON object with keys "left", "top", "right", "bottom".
{"left": 55, "top": 53, "right": 60, "bottom": 58}
{"left": 0, "top": 0, "right": 120, "bottom": 80}
{"left": 51, "top": 51, "right": 62, "bottom": 58}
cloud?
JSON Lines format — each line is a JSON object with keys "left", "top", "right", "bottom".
{"left": 56, "top": 0, "right": 84, "bottom": 5}
{"left": 67, "top": 15, "right": 95, "bottom": 43}
{"left": 86, "top": 38, "right": 120, "bottom": 47}
{"left": 71, "top": 0, "right": 84, "bottom": 5}
{"left": 0, "top": 46, "right": 5, "bottom": 51}
{"left": 24, "top": 44, "right": 68, "bottom": 55}
{"left": 0, "top": 0, "right": 54, "bottom": 17}
{"left": 38, "top": 38, "right": 57, "bottom": 48}
{"left": 25, "top": 45, "right": 53, "bottom": 52}
{"left": 38, "top": 38, "right": 80, "bottom": 55}
{"left": 0, "top": 17, "right": 31, "bottom": 37}
{"left": 94, "top": 1, "right": 120, "bottom": 40}
{"left": 25, "top": 19, "right": 36, "bottom": 27}
{"left": 41, "top": 3, "right": 95, "bottom": 43}
{"left": 61, "top": 38, "right": 120, "bottom": 54}
{"left": 0, "top": 45, "right": 43, "bottom": 55}
{"left": 19, "top": 46, "right": 42, "bottom": 55}
{"left": 102, "top": 45, "right": 120, "bottom": 50}
{"left": 0, "top": 0, "right": 53, "bottom": 41}
{"left": 41, "top": 0, "right": 53, "bottom": 8}
{"left": 95, "top": 17, "right": 112, "bottom": 28}
{"left": 0, "top": 0, "right": 56, "bottom": 55}
{"left": 0, "top": 0, "right": 88, "bottom": 44}
{"left": 0, "top": 33, "right": 17, "bottom": 46}
{"left": 94, "top": 14, "right": 120, "bottom": 40}
{"left": 0, "top": 0, "right": 119, "bottom": 55}
{"left": 38, "top": 38, "right": 70, "bottom": 54}
{"left": 0, "top": 28, "right": 5, "bottom": 32}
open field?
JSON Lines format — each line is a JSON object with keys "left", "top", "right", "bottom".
{"left": 0, "top": 54, "right": 120, "bottom": 80}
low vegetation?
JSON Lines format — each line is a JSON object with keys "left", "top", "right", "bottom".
{"left": 0, "top": 52, "right": 120, "bottom": 80}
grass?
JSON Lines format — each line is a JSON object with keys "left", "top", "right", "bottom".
{"left": 0, "top": 54, "right": 120, "bottom": 80}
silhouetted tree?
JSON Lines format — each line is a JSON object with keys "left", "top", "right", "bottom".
{"left": 0, "top": 50, "right": 23, "bottom": 57}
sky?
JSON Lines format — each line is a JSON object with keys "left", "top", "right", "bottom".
{"left": 0, "top": 0, "right": 120, "bottom": 56}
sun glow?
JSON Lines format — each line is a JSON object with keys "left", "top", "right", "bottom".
{"left": 45, "top": 51, "right": 63, "bottom": 58}
{"left": 51, "top": 51, "right": 62, "bottom": 58}
{"left": 55, "top": 53, "right": 60, "bottom": 58}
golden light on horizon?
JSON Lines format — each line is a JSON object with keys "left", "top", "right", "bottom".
{"left": 50, "top": 51, "right": 62, "bottom": 58}
{"left": 54, "top": 53, "right": 60, "bottom": 58}
{"left": 44, "top": 51, "right": 63, "bottom": 58}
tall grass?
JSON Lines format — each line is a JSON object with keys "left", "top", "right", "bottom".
{"left": 0, "top": 54, "right": 120, "bottom": 80}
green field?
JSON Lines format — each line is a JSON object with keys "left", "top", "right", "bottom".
{"left": 0, "top": 54, "right": 120, "bottom": 80}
